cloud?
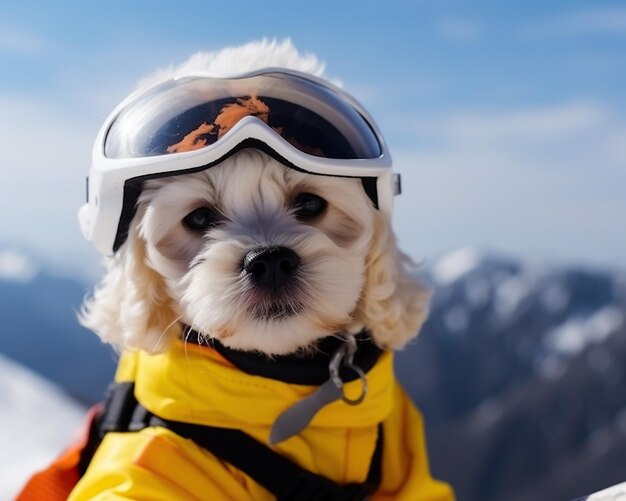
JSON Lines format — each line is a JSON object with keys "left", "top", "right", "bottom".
{"left": 0, "top": 26, "right": 47, "bottom": 56}
{"left": 0, "top": 249, "right": 38, "bottom": 283}
{"left": 0, "top": 95, "right": 97, "bottom": 259}
{"left": 523, "top": 7, "right": 626, "bottom": 39}
{"left": 412, "top": 102, "right": 609, "bottom": 147}
{"left": 392, "top": 101, "right": 626, "bottom": 267}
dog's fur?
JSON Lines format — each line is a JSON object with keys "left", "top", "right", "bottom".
{"left": 80, "top": 39, "right": 429, "bottom": 357}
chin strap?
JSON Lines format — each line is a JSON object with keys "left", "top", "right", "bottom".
{"left": 270, "top": 335, "right": 368, "bottom": 445}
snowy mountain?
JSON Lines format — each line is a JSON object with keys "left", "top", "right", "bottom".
{"left": 0, "top": 247, "right": 116, "bottom": 405}
{"left": 0, "top": 353, "right": 85, "bottom": 499}
{"left": 395, "top": 248, "right": 626, "bottom": 501}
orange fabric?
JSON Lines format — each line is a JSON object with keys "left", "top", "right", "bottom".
{"left": 16, "top": 405, "right": 101, "bottom": 501}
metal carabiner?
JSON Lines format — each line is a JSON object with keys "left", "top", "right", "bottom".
{"left": 329, "top": 335, "right": 368, "bottom": 406}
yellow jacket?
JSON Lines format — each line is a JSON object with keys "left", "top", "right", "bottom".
{"left": 69, "top": 339, "right": 454, "bottom": 500}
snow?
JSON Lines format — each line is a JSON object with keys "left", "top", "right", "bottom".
{"left": 540, "top": 282, "right": 570, "bottom": 313}
{"left": 444, "top": 305, "right": 470, "bottom": 333}
{"left": 494, "top": 274, "right": 533, "bottom": 318}
{"left": 546, "top": 306, "right": 624, "bottom": 357}
{"left": 464, "top": 277, "right": 490, "bottom": 308}
{"left": 474, "top": 398, "right": 504, "bottom": 429}
{"left": 431, "top": 247, "right": 482, "bottom": 285}
{"left": 585, "top": 481, "right": 626, "bottom": 500}
{"left": 0, "top": 353, "right": 85, "bottom": 499}
{"left": 0, "top": 249, "right": 38, "bottom": 283}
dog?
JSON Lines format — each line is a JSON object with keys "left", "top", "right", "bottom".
{"left": 57, "top": 39, "right": 453, "bottom": 500}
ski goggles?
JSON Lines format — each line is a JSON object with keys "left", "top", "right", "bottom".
{"left": 79, "top": 68, "right": 400, "bottom": 256}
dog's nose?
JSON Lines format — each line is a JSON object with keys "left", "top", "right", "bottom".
{"left": 243, "top": 247, "right": 300, "bottom": 290}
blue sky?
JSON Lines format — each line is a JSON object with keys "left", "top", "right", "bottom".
{"left": 1, "top": 0, "right": 625, "bottom": 273}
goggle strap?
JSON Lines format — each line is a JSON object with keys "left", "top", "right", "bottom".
{"left": 393, "top": 173, "right": 402, "bottom": 196}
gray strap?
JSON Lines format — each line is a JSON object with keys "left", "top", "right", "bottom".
{"left": 269, "top": 336, "right": 369, "bottom": 445}
{"left": 269, "top": 378, "right": 342, "bottom": 445}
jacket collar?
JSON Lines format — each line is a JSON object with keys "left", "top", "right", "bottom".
{"left": 182, "top": 328, "right": 383, "bottom": 386}
{"left": 116, "top": 334, "right": 396, "bottom": 431}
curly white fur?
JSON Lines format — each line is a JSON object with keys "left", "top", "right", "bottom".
{"left": 139, "top": 38, "right": 328, "bottom": 88}
{"left": 79, "top": 211, "right": 181, "bottom": 352}
{"left": 349, "top": 210, "right": 431, "bottom": 349}
{"left": 80, "top": 40, "right": 429, "bottom": 356}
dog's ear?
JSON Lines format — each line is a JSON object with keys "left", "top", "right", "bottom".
{"left": 351, "top": 210, "right": 430, "bottom": 350}
{"left": 79, "top": 209, "right": 180, "bottom": 353}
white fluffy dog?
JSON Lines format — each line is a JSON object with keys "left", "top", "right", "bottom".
{"left": 81, "top": 40, "right": 429, "bottom": 357}
{"left": 59, "top": 39, "right": 454, "bottom": 501}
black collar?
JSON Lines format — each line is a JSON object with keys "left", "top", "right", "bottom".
{"left": 182, "top": 328, "right": 382, "bottom": 386}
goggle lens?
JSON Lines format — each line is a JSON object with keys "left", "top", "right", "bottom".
{"left": 104, "top": 73, "right": 381, "bottom": 160}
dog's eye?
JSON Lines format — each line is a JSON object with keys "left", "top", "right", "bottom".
{"left": 183, "top": 207, "right": 220, "bottom": 232}
{"left": 292, "top": 193, "right": 327, "bottom": 219}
